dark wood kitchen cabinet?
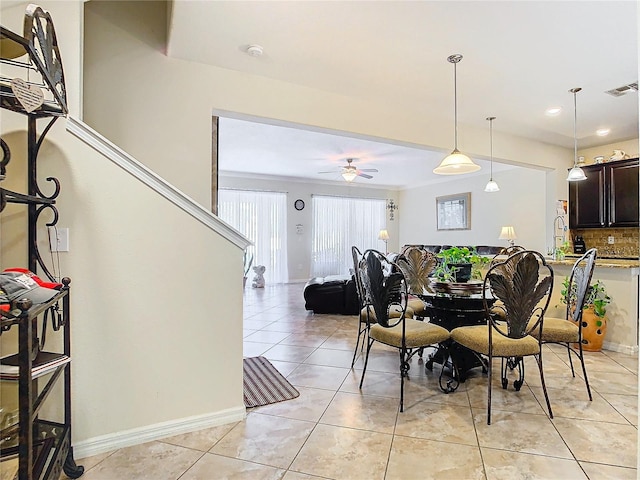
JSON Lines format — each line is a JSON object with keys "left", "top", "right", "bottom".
{"left": 569, "top": 158, "right": 639, "bottom": 229}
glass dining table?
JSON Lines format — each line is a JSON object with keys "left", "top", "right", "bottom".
{"left": 416, "top": 281, "right": 495, "bottom": 392}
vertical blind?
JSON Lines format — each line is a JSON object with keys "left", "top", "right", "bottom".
{"left": 218, "top": 189, "right": 288, "bottom": 284}
{"left": 311, "top": 195, "right": 386, "bottom": 277}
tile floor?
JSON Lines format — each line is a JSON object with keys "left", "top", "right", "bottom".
{"left": 67, "top": 283, "right": 638, "bottom": 479}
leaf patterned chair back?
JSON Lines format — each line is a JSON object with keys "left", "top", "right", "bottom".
{"left": 357, "top": 248, "right": 451, "bottom": 412}
{"left": 534, "top": 248, "right": 597, "bottom": 400}
{"left": 450, "top": 249, "right": 554, "bottom": 424}
{"left": 395, "top": 246, "right": 438, "bottom": 296}
{"left": 358, "top": 249, "right": 406, "bottom": 328}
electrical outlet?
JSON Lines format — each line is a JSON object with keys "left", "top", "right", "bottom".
{"left": 608, "top": 236, "right": 615, "bottom": 245}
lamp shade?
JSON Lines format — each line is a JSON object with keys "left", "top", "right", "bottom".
{"left": 341, "top": 170, "right": 357, "bottom": 182}
{"left": 484, "top": 179, "right": 500, "bottom": 192}
{"left": 378, "top": 229, "right": 390, "bottom": 241}
{"left": 567, "top": 87, "right": 587, "bottom": 183}
{"left": 567, "top": 166, "right": 587, "bottom": 181}
{"left": 433, "top": 150, "right": 481, "bottom": 175}
{"left": 499, "top": 226, "right": 517, "bottom": 241}
{"left": 434, "top": 54, "right": 481, "bottom": 176}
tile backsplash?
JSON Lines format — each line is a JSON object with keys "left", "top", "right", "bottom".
{"left": 570, "top": 228, "right": 639, "bottom": 258}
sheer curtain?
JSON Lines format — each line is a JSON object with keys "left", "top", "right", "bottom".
{"left": 311, "top": 195, "right": 386, "bottom": 277}
{"left": 218, "top": 189, "right": 288, "bottom": 284}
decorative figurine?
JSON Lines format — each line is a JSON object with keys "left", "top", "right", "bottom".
{"left": 252, "top": 265, "right": 266, "bottom": 288}
{"left": 610, "top": 150, "right": 629, "bottom": 161}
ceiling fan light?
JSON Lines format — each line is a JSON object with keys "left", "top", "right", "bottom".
{"left": 433, "top": 150, "right": 481, "bottom": 175}
{"left": 484, "top": 179, "right": 500, "bottom": 192}
{"left": 342, "top": 170, "right": 357, "bottom": 182}
{"left": 567, "top": 166, "right": 587, "bottom": 181}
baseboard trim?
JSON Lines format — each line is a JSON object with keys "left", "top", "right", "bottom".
{"left": 73, "top": 405, "right": 246, "bottom": 459}
{"left": 602, "top": 341, "right": 639, "bottom": 355}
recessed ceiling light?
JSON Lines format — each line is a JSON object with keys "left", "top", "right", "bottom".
{"left": 545, "top": 107, "right": 562, "bottom": 116}
{"left": 596, "top": 128, "right": 610, "bottom": 136}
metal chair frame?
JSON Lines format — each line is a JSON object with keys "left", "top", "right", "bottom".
{"left": 350, "top": 246, "right": 367, "bottom": 367}
{"left": 542, "top": 248, "right": 597, "bottom": 400}
{"left": 452, "top": 250, "right": 555, "bottom": 424}
{"left": 358, "top": 249, "right": 450, "bottom": 411}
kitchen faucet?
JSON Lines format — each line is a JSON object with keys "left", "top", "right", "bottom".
{"left": 552, "top": 215, "right": 567, "bottom": 259}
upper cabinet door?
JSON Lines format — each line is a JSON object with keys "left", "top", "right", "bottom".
{"left": 569, "top": 165, "right": 605, "bottom": 228}
{"left": 608, "top": 159, "right": 639, "bottom": 227}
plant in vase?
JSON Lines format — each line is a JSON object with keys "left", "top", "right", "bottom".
{"left": 435, "top": 246, "right": 485, "bottom": 283}
{"left": 560, "top": 277, "right": 612, "bottom": 351}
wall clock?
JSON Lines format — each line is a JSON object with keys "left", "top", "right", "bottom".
{"left": 294, "top": 199, "right": 305, "bottom": 211}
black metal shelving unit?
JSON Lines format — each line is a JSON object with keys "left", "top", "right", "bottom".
{"left": 1, "top": 5, "right": 83, "bottom": 479}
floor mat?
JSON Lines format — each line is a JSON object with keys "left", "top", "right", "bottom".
{"left": 243, "top": 356, "right": 300, "bottom": 408}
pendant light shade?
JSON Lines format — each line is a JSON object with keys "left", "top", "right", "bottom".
{"left": 484, "top": 116, "right": 500, "bottom": 192}
{"left": 567, "top": 87, "right": 587, "bottom": 182}
{"left": 434, "top": 54, "right": 480, "bottom": 175}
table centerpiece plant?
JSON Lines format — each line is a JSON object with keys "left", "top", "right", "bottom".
{"left": 434, "top": 246, "right": 488, "bottom": 283}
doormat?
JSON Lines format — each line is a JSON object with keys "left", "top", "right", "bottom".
{"left": 243, "top": 356, "right": 300, "bottom": 408}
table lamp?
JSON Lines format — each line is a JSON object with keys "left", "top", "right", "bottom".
{"left": 499, "top": 226, "right": 517, "bottom": 246}
{"left": 378, "top": 229, "right": 389, "bottom": 254}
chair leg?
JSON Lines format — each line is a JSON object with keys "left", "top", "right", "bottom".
{"left": 487, "top": 355, "right": 493, "bottom": 425}
{"left": 535, "top": 353, "right": 554, "bottom": 419}
{"left": 565, "top": 342, "right": 576, "bottom": 377}
{"left": 577, "top": 342, "right": 593, "bottom": 401}
{"left": 351, "top": 321, "right": 364, "bottom": 368}
{"left": 359, "top": 337, "right": 374, "bottom": 389}
{"left": 399, "top": 348, "right": 409, "bottom": 412}
{"left": 437, "top": 344, "right": 459, "bottom": 393}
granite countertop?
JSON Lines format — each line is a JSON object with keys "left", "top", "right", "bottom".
{"left": 546, "top": 256, "right": 639, "bottom": 269}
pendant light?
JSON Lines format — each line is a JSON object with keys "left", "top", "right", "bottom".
{"left": 567, "top": 87, "right": 587, "bottom": 182}
{"left": 484, "top": 116, "right": 500, "bottom": 192}
{"left": 434, "top": 54, "right": 481, "bottom": 175}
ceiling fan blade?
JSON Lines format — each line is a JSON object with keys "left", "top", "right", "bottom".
{"left": 357, "top": 172, "right": 373, "bottom": 179}
{"left": 317, "top": 170, "right": 336, "bottom": 174}
{"left": 359, "top": 168, "right": 378, "bottom": 172}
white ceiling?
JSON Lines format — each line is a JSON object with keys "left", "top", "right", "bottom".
{"left": 167, "top": 1, "right": 639, "bottom": 188}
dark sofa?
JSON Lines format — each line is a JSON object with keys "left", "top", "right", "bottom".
{"left": 303, "top": 274, "right": 360, "bottom": 315}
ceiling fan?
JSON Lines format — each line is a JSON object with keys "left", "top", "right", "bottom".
{"left": 318, "top": 158, "right": 378, "bottom": 182}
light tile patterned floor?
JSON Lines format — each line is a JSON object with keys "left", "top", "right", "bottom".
{"left": 67, "top": 283, "right": 638, "bottom": 479}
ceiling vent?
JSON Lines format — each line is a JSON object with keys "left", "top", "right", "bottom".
{"left": 605, "top": 82, "right": 638, "bottom": 97}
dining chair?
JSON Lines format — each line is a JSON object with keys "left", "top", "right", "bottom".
{"left": 350, "top": 246, "right": 413, "bottom": 368}
{"left": 358, "top": 249, "right": 450, "bottom": 412}
{"left": 450, "top": 250, "right": 554, "bottom": 424}
{"left": 395, "top": 245, "right": 438, "bottom": 318}
{"left": 489, "top": 245, "right": 526, "bottom": 267}
{"left": 530, "top": 248, "right": 597, "bottom": 400}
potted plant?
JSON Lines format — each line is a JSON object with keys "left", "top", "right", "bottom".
{"left": 435, "top": 246, "right": 485, "bottom": 283}
{"left": 560, "top": 277, "right": 612, "bottom": 351}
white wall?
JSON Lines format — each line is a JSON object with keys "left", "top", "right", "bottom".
{"left": 81, "top": 1, "right": 573, "bottom": 240}
{"left": 1, "top": 0, "right": 245, "bottom": 455}
{"left": 220, "top": 174, "right": 399, "bottom": 282}
{"left": 578, "top": 138, "right": 639, "bottom": 165}
{"left": 399, "top": 168, "right": 547, "bottom": 253}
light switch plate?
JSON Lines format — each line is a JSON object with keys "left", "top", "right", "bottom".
{"left": 49, "top": 227, "right": 69, "bottom": 252}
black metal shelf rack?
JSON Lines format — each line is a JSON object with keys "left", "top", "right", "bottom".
{"left": 1, "top": 4, "right": 83, "bottom": 480}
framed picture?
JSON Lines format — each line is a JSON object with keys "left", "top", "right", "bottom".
{"left": 436, "top": 192, "right": 471, "bottom": 230}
